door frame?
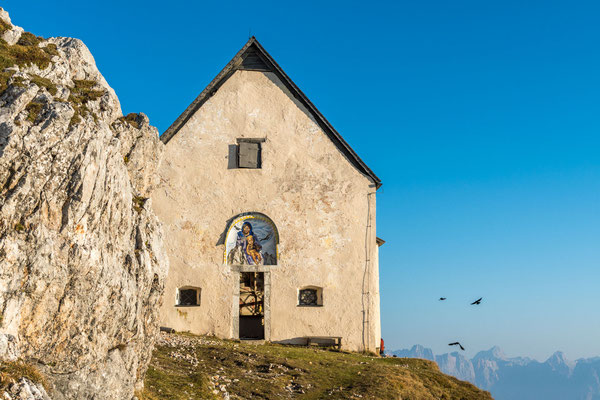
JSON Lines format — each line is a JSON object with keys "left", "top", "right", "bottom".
{"left": 232, "top": 266, "right": 271, "bottom": 340}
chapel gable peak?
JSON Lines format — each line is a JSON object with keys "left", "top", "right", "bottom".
{"left": 161, "top": 37, "right": 381, "bottom": 189}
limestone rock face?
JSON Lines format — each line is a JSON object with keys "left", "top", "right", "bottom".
{"left": 0, "top": 333, "right": 18, "bottom": 361}
{"left": 3, "top": 378, "right": 51, "bottom": 400}
{"left": 0, "top": 9, "right": 23, "bottom": 46}
{"left": 0, "top": 8, "right": 168, "bottom": 400}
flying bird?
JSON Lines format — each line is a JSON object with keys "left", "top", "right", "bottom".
{"left": 471, "top": 297, "right": 483, "bottom": 305}
{"left": 439, "top": 297, "right": 447, "bottom": 301}
{"left": 449, "top": 342, "right": 465, "bottom": 351}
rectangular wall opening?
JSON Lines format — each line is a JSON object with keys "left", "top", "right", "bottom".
{"left": 239, "top": 272, "right": 265, "bottom": 339}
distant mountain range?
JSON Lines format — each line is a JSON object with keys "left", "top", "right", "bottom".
{"left": 392, "top": 345, "right": 600, "bottom": 400}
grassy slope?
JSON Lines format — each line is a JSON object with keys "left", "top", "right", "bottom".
{"left": 139, "top": 333, "right": 493, "bottom": 400}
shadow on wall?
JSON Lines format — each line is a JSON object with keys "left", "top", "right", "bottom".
{"left": 227, "top": 144, "right": 237, "bottom": 169}
{"left": 216, "top": 215, "right": 237, "bottom": 246}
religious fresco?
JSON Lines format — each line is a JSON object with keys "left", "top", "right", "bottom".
{"left": 225, "top": 214, "right": 277, "bottom": 265}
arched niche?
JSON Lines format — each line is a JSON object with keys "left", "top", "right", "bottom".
{"left": 224, "top": 212, "right": 279, "bottom": 266}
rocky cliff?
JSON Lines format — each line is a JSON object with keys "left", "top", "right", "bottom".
{"left": 0, "top": 8, "right": 168, "bottom": 400}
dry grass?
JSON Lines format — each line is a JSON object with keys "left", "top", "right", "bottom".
{"left": 0, "top": 19, "right": 11, "bottom": 35}
{"left": 67, "top": 79, "right": 106, "bottom": 127}
{"left": 0, "top": 23, "right": 105, "bottom": 129}
{"left": 0, "top": 28, "right": 55, "bottom": 103}
{"left": 141, "top": 333, "right": 493, "bottom": 400}
{"left": 0, "top": 33, "right": 55, "bottom": 72}
{"left": 115, "top": 113, "right": 141, "bottom": 130}
{"left": 133, "top": 195, "right": 147, "bottom": 214}
{"left": 30, "top": 75, "right": 57, "bottom": 96}
{"left": 0, "top": 20, "right": 59, "bottom": 97}
{"left": 0, "top": 360, "right": 48, "bottom": 393}
{"left": 25, "top": 100, "right": 44, "bottom": 123}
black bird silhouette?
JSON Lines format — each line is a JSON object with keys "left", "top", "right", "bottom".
{"left": 471, "top": 297, "right": 482, "bottom": 305}
{"left": 439, "top": 297, "right": 447, "bottom": 301}
{"left": 449, "top": 342, "right": 465, "bottom": 351}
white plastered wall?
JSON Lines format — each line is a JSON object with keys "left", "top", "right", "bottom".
{"left": 152, "top": 70, "right": 380, "bottom": 351}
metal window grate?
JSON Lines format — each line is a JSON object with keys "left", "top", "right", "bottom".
{"left": 178, "top": 289, "right": 198, "bottom": 306}
{"left": 299, "top": 289, "right": 318, "bottom": 306}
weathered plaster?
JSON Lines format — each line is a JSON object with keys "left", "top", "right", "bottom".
{"left": 152, "top": 70, "right": 380, "bottom": 351}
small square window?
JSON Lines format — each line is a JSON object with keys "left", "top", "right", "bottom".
{"left": 177, "top": 287, "right": 200, "bottom": 306}
{"left": 299, "top": 289, "right": 318, "bottom": 306}
{"left": 298, "top": 286, "right": 323, "bottom": 307}
{"left": 237, "top": 139, "right": 262, "bottom": 169}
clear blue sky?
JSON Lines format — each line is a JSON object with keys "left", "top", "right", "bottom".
{"left": 7, "top": 0, "right": 599, "bottom": 361}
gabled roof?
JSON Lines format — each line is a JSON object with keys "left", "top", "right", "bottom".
{"left": 161, "top": 37, "right": 382, "bottom": 189}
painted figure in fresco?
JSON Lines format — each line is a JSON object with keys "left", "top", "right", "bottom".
{"left": 227, "top": 218, "right": 276, "bottom": 265}
{"left": 235, "top": 221, "right": 263, "bottom": 265}
{"left": 245, "top": 235, "right": 262, "bottom": 264}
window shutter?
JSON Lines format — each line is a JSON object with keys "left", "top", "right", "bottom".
{"left": 238, "top": 141, "right": 260, "bottom": 168}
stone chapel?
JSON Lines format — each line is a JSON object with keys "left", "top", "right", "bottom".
{"left": 151, "top": 37, "right": 383, "bottom": 352}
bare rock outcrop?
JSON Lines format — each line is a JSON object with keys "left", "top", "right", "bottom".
{"left": 0, "top": 8, "right": 168, "bottom": 400}
{"left": 4, "top": 377, "right": 51, "bottom": 400}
